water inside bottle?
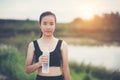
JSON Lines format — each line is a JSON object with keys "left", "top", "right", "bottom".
{"left": 42, "top": 49, "right": 49, "bottom": 73}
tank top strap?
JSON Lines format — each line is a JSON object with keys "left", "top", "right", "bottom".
{"left": 33, "top": 40, "right": 40, "bottom": 51}
{"left": 56, "top": 40, "right": 62, "bottom": 50}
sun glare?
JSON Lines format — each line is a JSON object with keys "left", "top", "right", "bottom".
{"left": 84, "top": 9, "right": 95, "bottom": 20}
{"left": 80, "top": 5, "right": 96, "bottom": 20}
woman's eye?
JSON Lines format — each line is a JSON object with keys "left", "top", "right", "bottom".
{"left": 50, "top": 22, "right": 54, "bottom": 25}
{"left": 43, "top": 22, "right": 47, "bottom": 25}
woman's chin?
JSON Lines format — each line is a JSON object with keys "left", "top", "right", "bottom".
{"left": 45, "top": 34, "right": 52, "bottom": 37}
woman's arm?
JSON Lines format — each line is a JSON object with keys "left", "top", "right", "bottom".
{"left": 25, "top": 42, "right": 42, "bottom": 74}
{"left": 61, "top": 41, "right": 71, "bottom": 80}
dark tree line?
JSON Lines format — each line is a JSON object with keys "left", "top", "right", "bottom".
{"left": 0, "top": 12, "right": 120, "bottom": 42}
{"left": 70, "top": 12, "right": 120, "bottom": 42}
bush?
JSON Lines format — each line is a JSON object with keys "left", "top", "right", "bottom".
{"left": 0, "top": 44, "right": 36, "bottom": 80}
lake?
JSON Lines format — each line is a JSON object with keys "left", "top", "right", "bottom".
{"left": 68, "top": 45, "right": 120, "bottom": 71}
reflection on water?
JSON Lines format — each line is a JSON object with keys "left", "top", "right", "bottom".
{"left": 68, "top": 45, "right": 120, "bottom": 70}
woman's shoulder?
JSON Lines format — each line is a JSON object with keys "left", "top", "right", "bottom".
{"left": 58, "top": 39, "right": 67, "bottom": 45}
{"left": 28, "top": 38, "right": 39, "bottom": 49}
{"left": 28, "top": 41, "right": 34, "bottom": 49}
{"left": 59, "top": 39, "right": 68, "bottom": 49}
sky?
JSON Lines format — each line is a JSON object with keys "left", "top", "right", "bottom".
{"left": 0, "top": 0, "right": 120, "bottom": 22}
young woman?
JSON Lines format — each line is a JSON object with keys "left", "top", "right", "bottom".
{"left": 25, "top": 11, "right": 70, "bottom": 80}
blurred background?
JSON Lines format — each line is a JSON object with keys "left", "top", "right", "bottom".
{"left": 0, "top": 0, "right": 120, "bottom": 80}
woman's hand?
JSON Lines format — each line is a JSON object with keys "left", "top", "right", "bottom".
{"left": 38, "top": 55, "right": 49, "bottom": 65}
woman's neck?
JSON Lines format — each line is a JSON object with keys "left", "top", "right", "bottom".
{"left": 40, "top": 35, "right": 56, "bottom": 50}
{"left": 41, "top": 35, "right": 55, "bottom": 41}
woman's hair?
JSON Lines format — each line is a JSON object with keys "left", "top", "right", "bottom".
{"left": 39, "top": 11, "right": 56, "bottom": 24}
{"left": 39, "top": 11, "right": 56, "bottom": 37}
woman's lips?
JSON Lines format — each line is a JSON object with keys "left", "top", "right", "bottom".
{"left": 45, "top": 31, "right": 52, "bottom": 33}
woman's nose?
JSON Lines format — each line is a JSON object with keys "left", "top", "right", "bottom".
{"left": 46, "top": 25, "right": 51, "bottom": 28}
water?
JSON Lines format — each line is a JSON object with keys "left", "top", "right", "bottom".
{"left": 42, "top": 49, "right": 49, "bottom": 73}
{"left": 68, "top": 45, "right": 120, "bottom": 71}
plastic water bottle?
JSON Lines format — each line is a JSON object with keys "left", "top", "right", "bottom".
{"left": 42, "top": 49, "right": 49, "bottom": 73}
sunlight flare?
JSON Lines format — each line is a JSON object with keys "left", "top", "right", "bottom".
{"left": 84, "top": 9, "right": 95, "bottom": 19}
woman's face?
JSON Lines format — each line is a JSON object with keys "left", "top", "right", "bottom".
{"left": 40, "top": 15, "right": 56, "bottom": 37}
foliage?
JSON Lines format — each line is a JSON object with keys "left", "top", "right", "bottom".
{"left": 0, "top": 45, "right": 120, "bottom": 80}
{"left": 70, "top": 12, "right": 120, "bottom": 42}
{"left": 0, "top": 12, "right": 120, "bottom": 45}
{"left": 1, "top": 12, "right": 120, "bottom": 46}
{"left": 69, "top": 61, "right": 120, "bottom": 80}
{"left": 0, "top": 44, "right": 36, "bottom": 80}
